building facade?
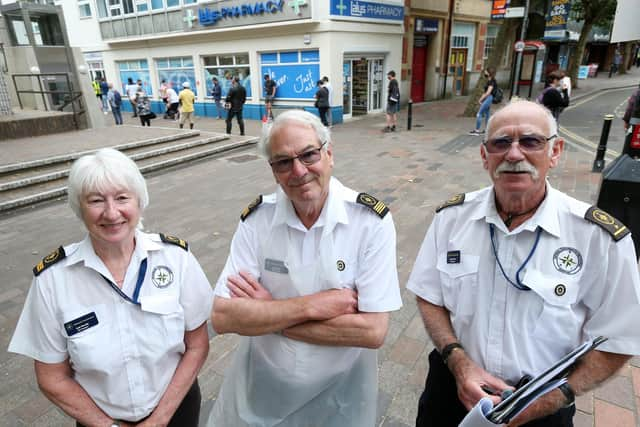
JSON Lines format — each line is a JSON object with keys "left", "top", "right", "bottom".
{"left": 55, "top": 0, "right": 405, "bottom": 122}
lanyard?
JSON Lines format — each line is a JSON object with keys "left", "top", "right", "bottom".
{"left": 100, "top": 259, "right": 148, "bottom": 305}
{"left": 489, "top": 224, "right": 541, "bottom": 291}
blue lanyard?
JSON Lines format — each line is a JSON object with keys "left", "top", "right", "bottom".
{"left": 100, "top": 259, "right": 148, "bottom": 305}
{"left": 489, "top": 224, "right": 542, "bottom": 291}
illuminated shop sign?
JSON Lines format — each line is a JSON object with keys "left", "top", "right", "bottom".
{"left": 197, "top": 0, "right": 308, "bottom": 27}
{"left": 330, "top": 0, "right": 403, "bottom": 22}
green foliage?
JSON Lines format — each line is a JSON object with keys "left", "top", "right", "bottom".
{"left": 570, "top": 0, "right": 617, "bottom": 27}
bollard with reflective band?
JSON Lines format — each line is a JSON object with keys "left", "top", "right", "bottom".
{"left": 592, "top": 114, "right": 614, "bottom": 172}
{"left": 407, "top": 99, "right": 413, "bottom": 131}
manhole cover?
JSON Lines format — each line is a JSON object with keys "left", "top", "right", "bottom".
{"left": 227, "top": 154, "right": 260, "bottom": 163}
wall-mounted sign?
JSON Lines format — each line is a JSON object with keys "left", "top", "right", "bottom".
{"left": 330, "top": 0, "right": 403, "bottom": 23}
{"left": 415, "top": 18, "right": 438, "bottom": 33}
{"left": 187, "top": 0, "right": 310, "bottom": 30}
{"left": 544, "top": 0, "right": 571, "bottom": 39}
{"left": 491, "top": 0, "right": 510, "bottom": 19}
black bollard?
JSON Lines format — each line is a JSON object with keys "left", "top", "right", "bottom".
{"left": 407, "top": 99, "right": 413, "bottom": 131}
{"left": 592, "top": 114, "right": 614, "bottom": 172}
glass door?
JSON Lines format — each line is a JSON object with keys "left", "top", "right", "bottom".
{"left": 369, "top": 59, "right": 383, "bottom": 111}
{"left": 342, "top": 60, "right": 352, "bottom": 116}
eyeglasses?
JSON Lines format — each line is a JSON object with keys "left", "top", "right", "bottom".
{"left": 483, "top": 134, "right": 557, "bottom": 154}
{"left": 269, "top": 141, "right": 327, "bottom": 173}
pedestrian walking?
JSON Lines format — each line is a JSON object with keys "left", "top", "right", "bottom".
{"left": 225, "top": 76, "right": 246, "bottom": 135}
{"left": 106, "top": 83, "right": 123, "bottom": 125}
{"left": 164, "top": 83, "right": 180, "bottom": 120}
{"left": 136, "top": 90, "right": 154, "bottom": 127}
{"left": 263, "top": 74, "right": 277, "bottom": 120}
{"left": 622, "top": 82, "right": 640, "bottom": 130}
{"left": 383, "top": 70, "right": 400, "bottom": 132}
{"left": 179, "top": 81, "right": 196, "bottom": 129}
{"left": 539, "top": 71, "right": 569, "bottom": 122}
{"left": 211, "top": 77, "right": 223, "bottom": 119}
{"left": 159, "top": 79, "right": 169, "bottom": 106}
{"left": 92, "top": 77, "right": 102, "bottom": 110}
{"left": 99, "top": 78, "right": 110, "bottom": 114}
{"left": 469, "top": 67, "right": 497, "bottom": 135}
{"left": 609, "top": 48, "right": 623, "bottom": 77}
{"left": 314, "top": 79, "right": 330, "bottom": 127}
{"left": 322, "top": 76, "right": 333, "bottom": 127}
{"left": 125, "top": 77, "right": 139, "bottom": 118}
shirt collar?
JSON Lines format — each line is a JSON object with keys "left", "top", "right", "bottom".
{"left": 271, "top": 177, "right": 349, "bottom": 232}
{"left": 474, "top": 182, "right": 561, "bottom": 237}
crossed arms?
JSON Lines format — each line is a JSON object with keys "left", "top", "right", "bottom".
{"left": 212, "top": 271, "right": 389, "bottom": 349}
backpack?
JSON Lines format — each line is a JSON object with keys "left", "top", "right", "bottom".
{"left": 536, "top": 86, "right": 555, "bottom": 104}
{"left": 492, "top": 86, "right": 503, "bottom": 104}
{"left": 113, "top": 90, "right": 122, "bottom": 106}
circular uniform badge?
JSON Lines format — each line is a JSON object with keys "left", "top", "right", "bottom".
{"left": 337, "top": 260, "right": 346, "bottom": 271}
{"left": 555, "top": 284, "right": 567, "bottom": 297}
{"left": 592, "top": 209, "right": 615, "bottom": 225}
{"left": 357, "top": 194, "right": 376, "bottom": 206}
{"left": 152, "top": 265, "right": 174, "bottom": 288}
{"left": 552, "top": 247, "right": 583, "bottom": 275}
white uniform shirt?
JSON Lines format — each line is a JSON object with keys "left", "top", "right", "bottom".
{"left": 9, "top": 231, "right": 213, "bottom": 422}
{"left": 210, "top": 177, "right": 402, "bottom": 426}
{"left": 166, "top": 87, "right": 179, "bottom": 104}
{"left": 407, "top": 185, "right": 640, "bottom": 384}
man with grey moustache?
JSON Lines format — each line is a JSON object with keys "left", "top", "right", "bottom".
{"left": 407, "top": 100, "right": 640, "bottom": 427}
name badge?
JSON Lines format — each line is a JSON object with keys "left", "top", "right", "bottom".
{"left": 447, "top": 250, "right": 461, "bottom": 264}
{"left": 265, "top": 258, "right": 288, "bottom": 274}
{"left": 64, "top": 312, "right": 98, "bottom": 336}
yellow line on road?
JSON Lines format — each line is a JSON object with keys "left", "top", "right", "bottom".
{"left": 565, "top": 87, "right": 631, "bottom": 110}
{"left": 559, "top": 126, "right": 619, "bottom": 158}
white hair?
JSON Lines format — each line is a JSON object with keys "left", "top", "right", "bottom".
{"left": 67, "top": 148, "right": 149, "bottom": 222}
{"left": 485, "top": 99, "right": 558, "bottom": 156}
{"left": 258, "top": 109, "right": 331, "bottom": 159}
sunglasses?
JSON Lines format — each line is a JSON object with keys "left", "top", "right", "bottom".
{"left": 269, "top": 141, "right": 328, "bottom": 173}
{"left": 483, "top": 134, "right": 556, "bottom": 154}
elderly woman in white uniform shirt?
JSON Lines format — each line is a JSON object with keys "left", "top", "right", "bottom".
{"left": 9, "top": 148, "right": 213, "bottom": 427}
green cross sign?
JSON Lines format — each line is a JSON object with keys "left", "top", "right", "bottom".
{"left": 288, "top": 0, "right": 307, "bottom": 15}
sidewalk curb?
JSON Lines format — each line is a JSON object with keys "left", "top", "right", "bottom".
{"left": 568, "top": 83, "right": 638, "bottom": 103}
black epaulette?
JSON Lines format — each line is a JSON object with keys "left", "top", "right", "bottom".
{"left": 241, "top": 195, "right": 263, "bottom": 222}
{"left": 159, "top": 233, "right": 189, "bottom": 251}
{"left": 33, "top": 246, "right": 66, "bottom": 276}
{"left": 356, "top": 193, "right": 389, "bottom": 218}
{"left": 584, "top": 206, "right": 630, "bottom": 241}
{"left": 436, "top": 194, "right": 465, "bottom": 213}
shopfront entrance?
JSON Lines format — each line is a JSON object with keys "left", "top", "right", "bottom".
{"left": 343, "top": 56, "right": 384, "bottom": 117}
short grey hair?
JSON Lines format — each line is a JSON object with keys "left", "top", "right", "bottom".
{"left": 67, "top": 148, "right": 149, "bottom": 221}
{"left": 258, "top": 109, "right": 331, "bottom": 159}
{"left": 485, "top": 99, "right": 559, "bottom": 155}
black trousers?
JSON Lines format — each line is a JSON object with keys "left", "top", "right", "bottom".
{"left": 416, "top": 350, "right": 575, "bottom": 427}
{"left": 318, "top": 107, "right": 329, "bottom": 126}
{"left": 226, "top": 109, "right": 245, "bottom": 135}
{"left": 77, "top": 379, "right": 201, "bottom": 427}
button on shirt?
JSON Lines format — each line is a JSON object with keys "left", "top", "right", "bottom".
{"left": 9, "top": 231, "right": 213, "bottom": 422}
{"left": 407, "top": 185, "right": 640, "bottom": 384}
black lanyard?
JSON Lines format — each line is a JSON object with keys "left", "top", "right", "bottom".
{"left": 100, "top": 259, "right": 148, "bottom": 305}
{"left": 489, "top": 224, "right": 541, "bottom": 291}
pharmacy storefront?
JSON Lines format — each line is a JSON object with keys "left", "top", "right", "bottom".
{"left": 98, "top": 0, "right": 403, "bottom": 122}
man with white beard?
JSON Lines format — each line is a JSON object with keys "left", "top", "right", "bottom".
{"left": 406, "top": 100, "right": 640, "bottom": 427}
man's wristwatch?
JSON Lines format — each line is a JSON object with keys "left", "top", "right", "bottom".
{"left": 441, "top": 342, "right": 464, "bottom": 366}
{"left": 558, "top": 383, "right": 576, "bottom": 407}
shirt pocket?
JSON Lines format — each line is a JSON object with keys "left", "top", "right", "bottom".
{"left": 436, "top": 254, "right": 480, "bottom": 318}
{"left": 62, "top": 304, "right": 112, "bottom": 373}
{"left": 521, "top": 268, "right": 580, "bottom": 344}
{"left": 140, "top": 295, "right": 185, "bottom": 353}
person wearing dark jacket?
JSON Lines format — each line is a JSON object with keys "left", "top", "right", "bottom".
{"left": 622, "top": 84, "right": 640, "bottom": 130}
{"left": 314, "top": 80, "right": 330, "bottom": 127}
{"left": 225, "top": 77, "right": 247, "bottom": 135}
{"left": 541, "top": 71, "right": 569, "bottom": 122}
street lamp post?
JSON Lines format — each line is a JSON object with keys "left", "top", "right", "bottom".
{"left": 511, "top": 0, "right": 530, "bottom": 98}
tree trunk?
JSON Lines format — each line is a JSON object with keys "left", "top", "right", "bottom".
{"left": 567, "top": 19, "right": 594, "bottom": 90}
{"left": 463, "top": 19, "right": 519, "bottom": 117}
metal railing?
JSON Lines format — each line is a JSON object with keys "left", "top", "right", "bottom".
{"left": 11, "top": 72, "right": 85, "bottom": 129}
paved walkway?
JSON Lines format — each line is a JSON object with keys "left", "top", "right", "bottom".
{"left": 0, "top": 71, "right": 639, "bottom": 426}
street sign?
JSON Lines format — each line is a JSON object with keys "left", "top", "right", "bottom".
{"left": 505, "top": 7, "right": 525, "bottom": 18}
{"left": 514, "top": 40, "right": 525, "bottom": 52}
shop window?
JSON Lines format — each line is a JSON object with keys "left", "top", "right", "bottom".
{"left": 78, "top": 0, "right": 92, "bottom": 18}
{"left": 166, "top": 0, "right": 179, "bottom": 7}
{"left": 202, "top": 53, "right": 252, "bottom": 99}
{"left": 156, "top": 56, "right": 197, "bottom": 96}
{"left": 484, "top": 25, "right": 498, "bottom": 60}
{"left": 452, "top": 35, "right": 469, "bottom": 49}
{"left": 260, "top": 50, "right": 320, "bottom": 100}
{"left": 118, "top": 59, "right": 152, "bottom": 95}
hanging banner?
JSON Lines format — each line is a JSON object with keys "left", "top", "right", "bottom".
{"left": 544, "top": 0, "right": 571, "bottom": 39}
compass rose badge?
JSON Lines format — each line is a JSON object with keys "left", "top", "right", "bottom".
{"left": 552, "top": 247, "right": 583, "bottom": 275}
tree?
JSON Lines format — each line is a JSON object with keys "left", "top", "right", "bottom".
{"left": 566, "top": 0, "right": 617, "bottom": 88}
